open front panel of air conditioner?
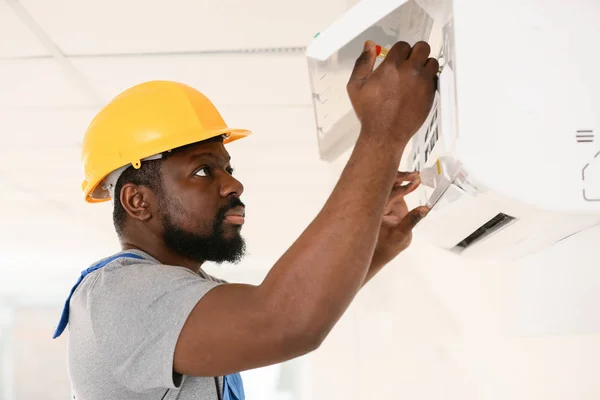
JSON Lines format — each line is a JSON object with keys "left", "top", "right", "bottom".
{"left": 306, "top": 0, "right": 449, "bottom": 161}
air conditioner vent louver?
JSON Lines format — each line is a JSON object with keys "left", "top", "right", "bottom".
{"left": 453, "top": 213, "right": 517, "bottom": 251}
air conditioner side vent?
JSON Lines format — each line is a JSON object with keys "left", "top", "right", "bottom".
{"left": 453, "top": 212, "right": 517, "bottom": 252}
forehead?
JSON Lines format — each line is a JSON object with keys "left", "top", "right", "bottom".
{"left": 166, "top": 140, "right": 231, "bottom": 165}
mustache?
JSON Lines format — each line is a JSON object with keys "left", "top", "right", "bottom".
{"left": 217, "top": 196, "right": 245, "bottom": 219}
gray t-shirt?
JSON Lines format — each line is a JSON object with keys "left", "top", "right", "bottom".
{"left": 67, "top": 249, "right": 226, "bottom": 399}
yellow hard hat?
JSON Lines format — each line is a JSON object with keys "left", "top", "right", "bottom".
{"left": 81, "top": 80, "right": 251, "bottom": 203}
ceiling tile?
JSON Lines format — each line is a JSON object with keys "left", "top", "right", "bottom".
{"left": 0, "top": 59, "right": 99, "bottom": 107}
{"left": 18, "top": 0, "right": 346, "bottom": 54}
{"left": 0, "top": 108, "right": 98, "bottom": 146}
{"left": 71, "top": 53, "right": 314, "bottom": 108}
{"left": 0, "top": 1, "right": 48, "bottom": 58}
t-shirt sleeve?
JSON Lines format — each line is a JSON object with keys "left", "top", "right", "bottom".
{"left": 88, "top": 263, "right": 223, "bottom": 392}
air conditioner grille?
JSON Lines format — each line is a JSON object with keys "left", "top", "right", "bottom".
{"left": 453, "top": 212, "right": 517, "bottom": 251}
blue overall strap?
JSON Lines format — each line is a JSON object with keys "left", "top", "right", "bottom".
{"left": 223, "top": 372, "right": 245, "bottom": 400}
{"left": 52, "top": 253, "right": 145, "bottom": 339}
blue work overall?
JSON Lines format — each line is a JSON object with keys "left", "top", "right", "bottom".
{"left": 53, "top": 252, "right": 245, "bottom": 400}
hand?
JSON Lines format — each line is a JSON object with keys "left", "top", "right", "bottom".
{"left": 346, "top": 40, "right": 439, "bottom": 147}
{"left": 371, "top": 171, "right": 430, "bottom": 268}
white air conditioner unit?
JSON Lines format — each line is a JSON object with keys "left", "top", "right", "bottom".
{"left": 306, "top": 0, "right": 600, "bottom": 262}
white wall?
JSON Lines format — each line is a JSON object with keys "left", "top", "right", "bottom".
{"left": 304, "top": 149, "right": 600, "bottom": 399}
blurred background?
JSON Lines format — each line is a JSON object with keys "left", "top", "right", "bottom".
{"left": 1, "top": 0, "right": 600, "bottom": 399}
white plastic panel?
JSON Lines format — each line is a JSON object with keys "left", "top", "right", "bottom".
{"left": 450, "top": 0, "right": 600, "bottom": 214}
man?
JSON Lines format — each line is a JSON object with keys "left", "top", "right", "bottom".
{"left": 53, "top": 40, "right": 439, "bottom": 399}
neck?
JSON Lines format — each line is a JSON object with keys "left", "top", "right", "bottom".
{"left": 120, "top": 229, "right": 204, "bottom": 274}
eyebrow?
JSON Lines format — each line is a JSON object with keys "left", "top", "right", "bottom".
{"left": 188, "top": 152, "right": 231, "bottom": 165}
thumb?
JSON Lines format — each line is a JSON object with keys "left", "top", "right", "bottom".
{"left": 398, "top": 206, "right": 430, "bottom": 232}
{"left": 348, "top": 41, "right": 377, "bottom": 89}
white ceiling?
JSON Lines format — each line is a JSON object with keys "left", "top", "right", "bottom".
{"left": 12, "top": 0, "right": 346, "bottom": 55}
{"left": 0, "top": 0, "right": 48, "bottom": 58}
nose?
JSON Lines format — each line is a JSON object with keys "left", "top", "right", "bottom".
{"left": 220, "top": 172, "right": 244, "bottom": 198}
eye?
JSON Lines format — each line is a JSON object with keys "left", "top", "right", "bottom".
{"left": 195, "top": 166, "right": 210, "bottom": 177}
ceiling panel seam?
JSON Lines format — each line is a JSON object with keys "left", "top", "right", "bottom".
{"left": 4, "top": 0, "right": 103, "bottom": 105}
{"left": 0, "top": 46, "right": 307, "bottom": 61}
{"left": 0, "top": 104, "right": 313, "bottom": 111}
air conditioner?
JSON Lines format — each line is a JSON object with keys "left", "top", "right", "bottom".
{"left": 306, "top": 0, "right": 600, "bottom": 262}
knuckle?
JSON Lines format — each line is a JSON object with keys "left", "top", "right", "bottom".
{"left": 346, "top": 81, "right": 358, "bottom": 95}
{"left": 380, "top": 60, "right": 396, "bottom": 73}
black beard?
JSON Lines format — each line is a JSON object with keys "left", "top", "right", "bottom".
{"left": 161, "top": 197, "right": 246, "bottom": 265}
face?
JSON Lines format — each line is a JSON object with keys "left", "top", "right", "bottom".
{"left": 156, "top": 140, "right": 246, "bottom": 264}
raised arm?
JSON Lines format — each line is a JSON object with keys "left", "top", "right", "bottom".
{"left": 174, "top": 40, "right": 439, "bottom": 377}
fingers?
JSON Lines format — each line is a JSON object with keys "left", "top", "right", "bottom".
{"left": 409, "top": 41, "right": 431, "bottom": 66}
{"left": 385, "top": 173, "right": 420, "bottom": 213}
{"left": 347, "top": 41, "right": 377, "bottom": 93}
{"left": 394, "top": 171, "right": 419, "bottom": 184}
{"left": 398, "top": 206, "right": 430, "bottom": 232}
{"left": 410, "top": 42, "right": 437, "bottom": 90}
{"left": 424, "top": 57, "right": 440, "bottom": 76}
{"left": 393, "top": 170, "right": 420, "bottom": 189}
{"left": 402, "top": 177, "right": 421, "bottom": 195}
{"left": 382, "top": 41, "right": 432, "bottom": 69}
{"left": 390, "top": 176, "right": 420, "bottom": 199}
{"left": 379, "top": 41, "right": 438, "bottom": 93}
{"left": 382, "top": 41, "right": 412, "bottom": 68}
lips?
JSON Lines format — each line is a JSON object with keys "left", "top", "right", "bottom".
{"left": 224, "top": 206, "right": 245, "bottom": 218}
{"left": 224, "top": 206, "right": 245, "bottom": 225}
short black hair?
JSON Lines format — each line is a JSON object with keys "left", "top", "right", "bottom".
{"left": 112, "top": 135, "right": 225, "bottom": 236}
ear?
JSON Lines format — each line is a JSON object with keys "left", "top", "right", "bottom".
{"left": 119, "top": 184, "right": 155, "bottom": 222}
